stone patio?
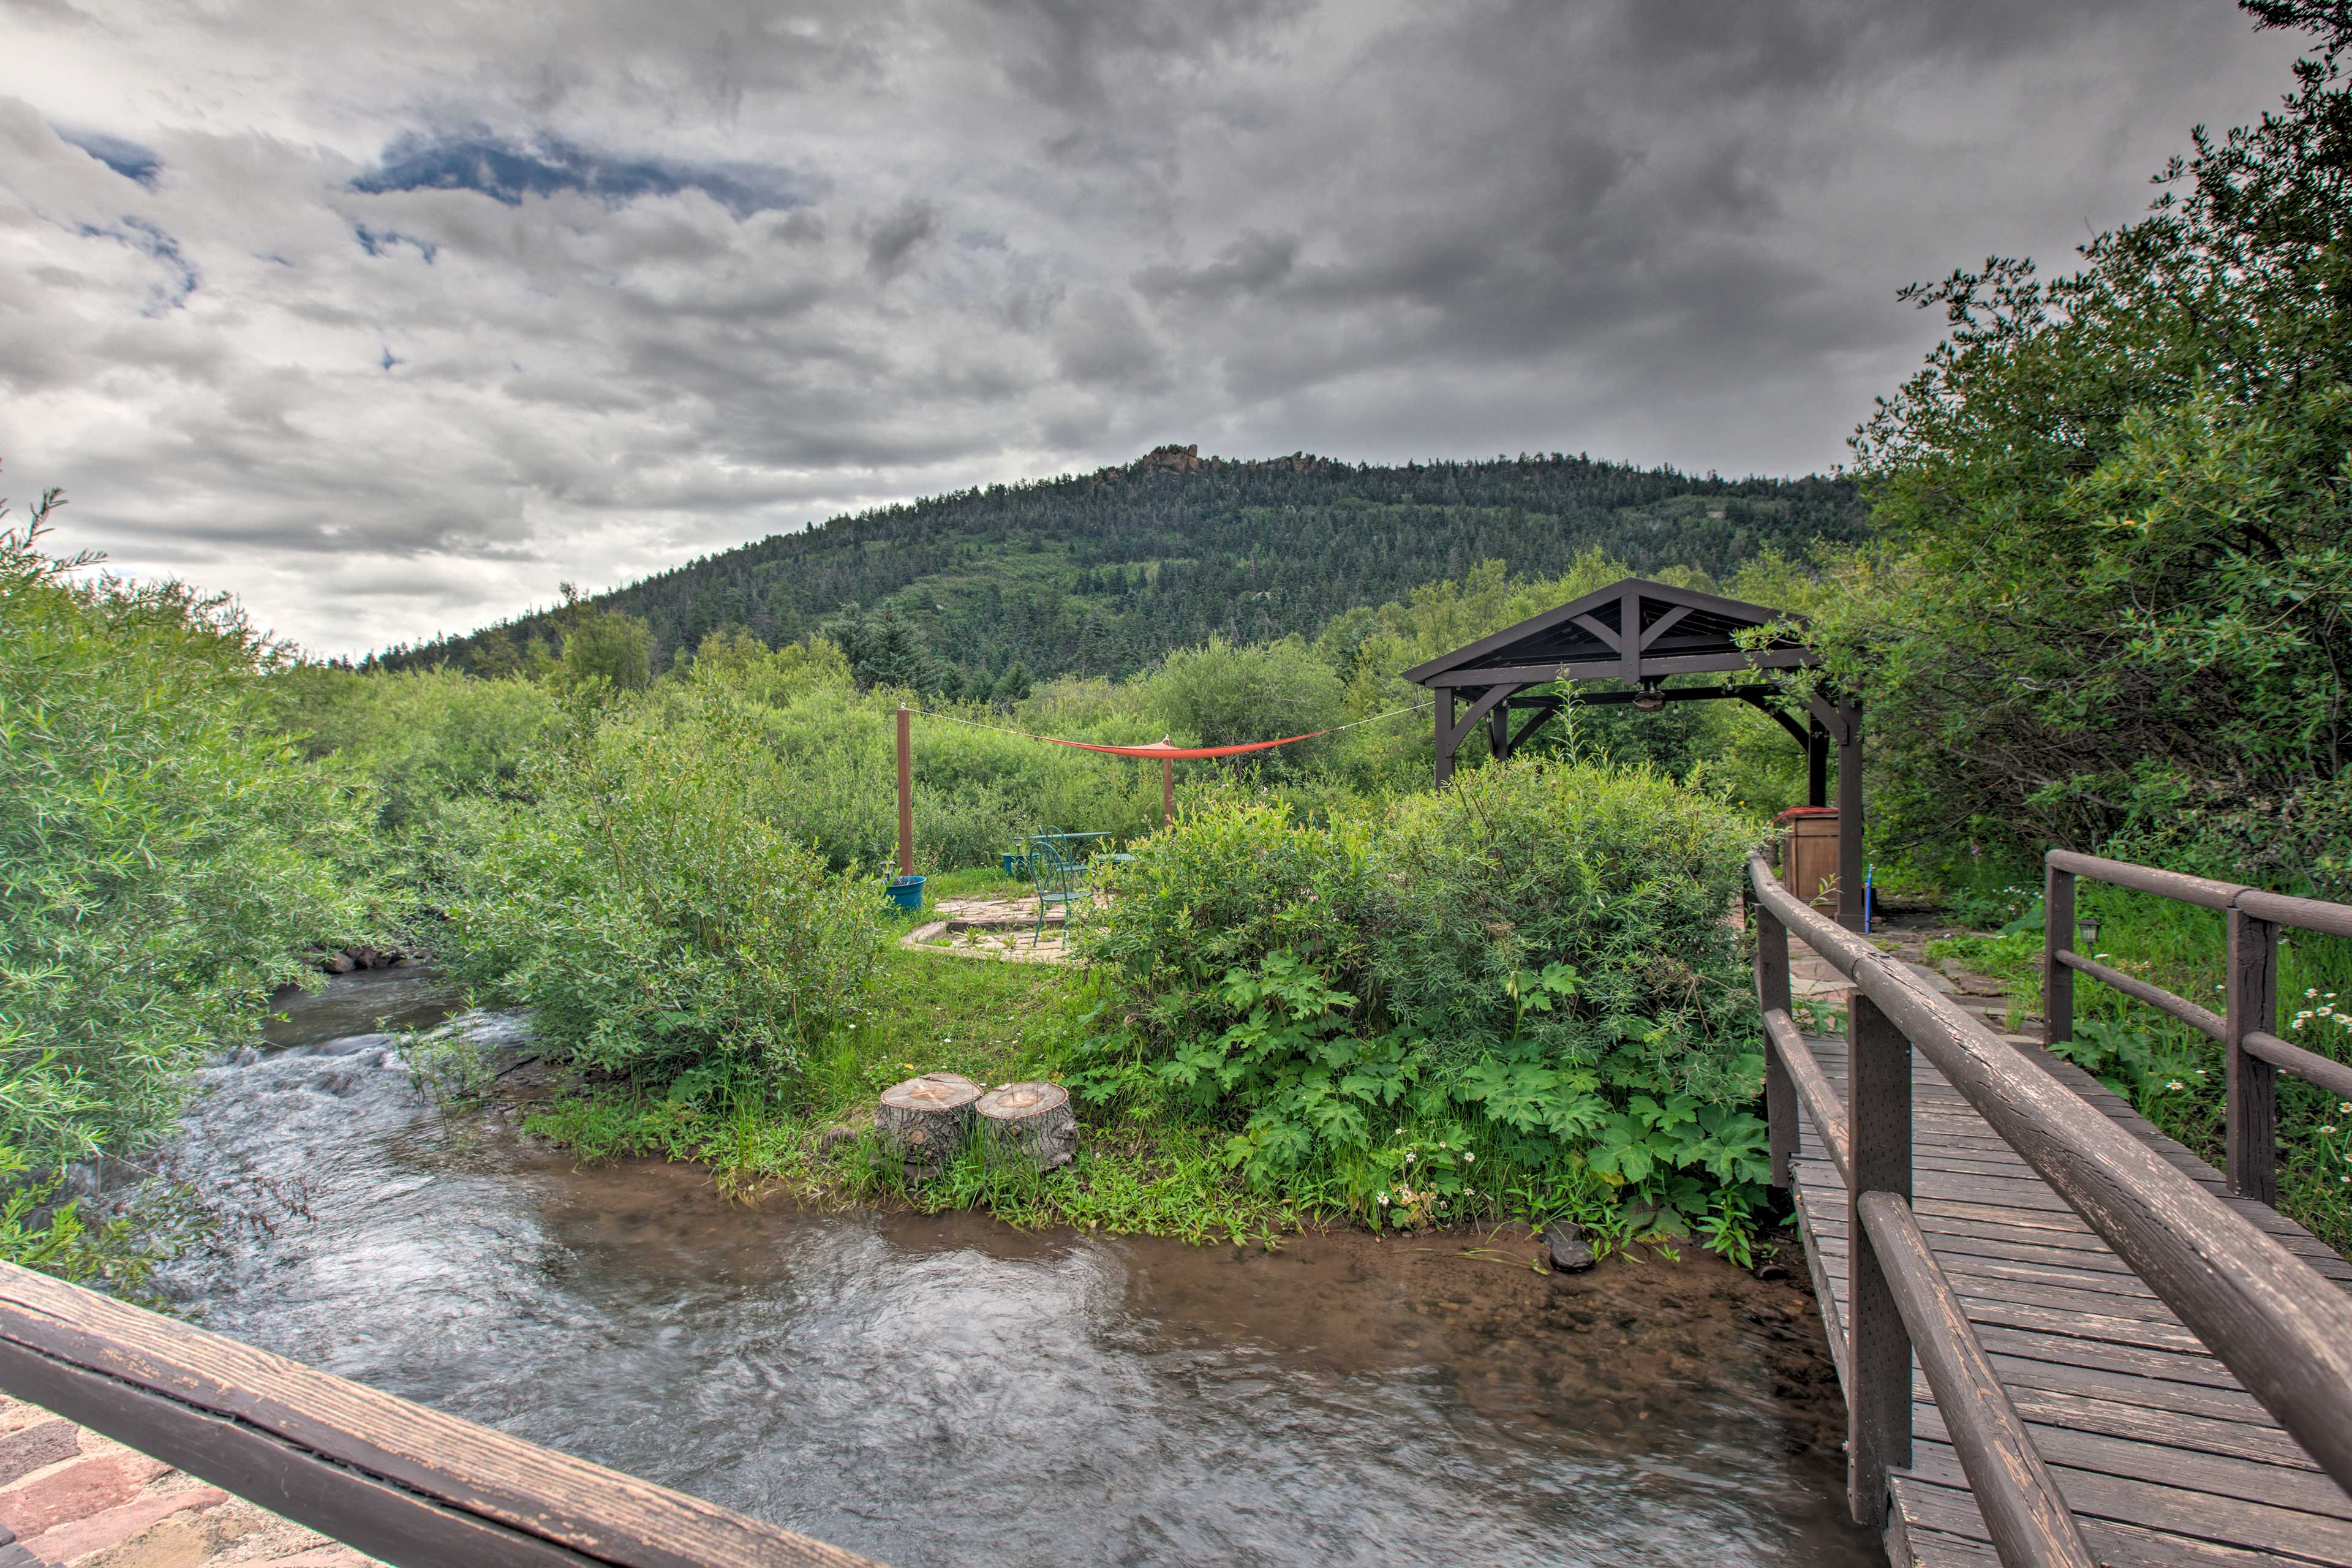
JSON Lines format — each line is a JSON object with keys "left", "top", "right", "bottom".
{"left": 0, "top": 1395, "right": 372, "bottom": 1567}
{"left": 899, "top": 895, "right": 1082, "bottom": 963}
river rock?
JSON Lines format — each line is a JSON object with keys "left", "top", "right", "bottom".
{"left": 975, "top": 1082, "right": 1077, "bottom": 1171}
{"left": 816, "top": 1112, "right": 872, "bottom": 1153}
{"left": 1545, "top": 1219, "right": 1597, "bottom": 1273}
{"left": 323, "top": 952, "right": 355, "bottom": 974}
{"left": 876, "top": 1072, "right": 981, "bottom": 1181}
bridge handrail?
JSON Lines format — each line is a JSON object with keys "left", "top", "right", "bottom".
{"left": 1747, "top": 852, "right": 2352, "bottom": 1562}
{"left": 2045, "top": 848, "right": 2352, "bottom": 1207}
{"left": 0, "top": 1260, "right": 884, "bottom": 1568}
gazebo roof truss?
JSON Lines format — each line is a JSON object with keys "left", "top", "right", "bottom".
{"left": 1403, "top": 576, "right": 1866, "bottom": 928}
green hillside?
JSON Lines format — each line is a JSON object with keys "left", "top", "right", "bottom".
{"left": 373, "top": 445, "right": 1868, "bottom": 684}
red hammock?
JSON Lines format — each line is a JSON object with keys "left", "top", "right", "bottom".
{"left": 1033, "top": 732, "right": 1329, "bottom": 759}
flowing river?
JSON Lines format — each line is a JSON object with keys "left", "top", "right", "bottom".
{"left": 155, "top": 965, "right": 1880, "bottom": 1567}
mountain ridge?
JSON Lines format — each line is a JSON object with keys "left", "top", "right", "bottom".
{"left": 370, "top": 445, "right": 1868, "bottom": 682}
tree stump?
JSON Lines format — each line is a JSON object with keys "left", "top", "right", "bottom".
{"left": 876, "top": 1072, "right": 981, "bottom": 1181}
{"left": 975, "top": 1082, "right": 1077, "bottom": 1171}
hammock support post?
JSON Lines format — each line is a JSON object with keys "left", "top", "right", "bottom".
{"left": 1163, "top": 758, "right": 1174, "bottom": 827}
{"left": 897, "top": 704, "right": 913, "bottom": 876}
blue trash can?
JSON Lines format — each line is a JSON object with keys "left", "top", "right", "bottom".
{"left": 886, "top": 875, "right": 926, "bottom": 912}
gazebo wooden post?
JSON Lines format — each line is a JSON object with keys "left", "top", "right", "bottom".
{"left": 1837, "top": 698, "right": 1864, "bottom": 930}
{"left": 896, "top": 704, "right": 913, "bottom": 877}
{"left": 1162, "top": 750, "right": 1174, "bottom": 827}
{"left": 1435, "top": 691, "right": 1459, "bottom": 785}
{"left": 1807, "top": 717, "right": 1830, "bottom": 809}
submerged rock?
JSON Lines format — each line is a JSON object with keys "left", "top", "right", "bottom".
{"left": 1545, "top": 1219, "right": 1597, "bottom": 1273}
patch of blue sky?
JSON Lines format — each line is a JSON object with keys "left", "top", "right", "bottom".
{"left": 352, "top": 224, "right": 438, "bottom": 263}
{"left": 77, "top": 216, "right": 197, "bottom": 314}
{"left": 56, "top": 127, "right": 162, "bottom": 189}
{"left": 350, "top": 130, "right": 812, "bottom": 220}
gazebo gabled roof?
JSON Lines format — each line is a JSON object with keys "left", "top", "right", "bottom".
{"left": 1400, "top": 577, "right": 1814, "bottom": 688}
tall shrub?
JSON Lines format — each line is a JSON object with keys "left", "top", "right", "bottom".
{"left": 439, "top": 705, "right": 885, "bottom": 1096}
{"left": 0, "top": 490, "right": 374, "bottom": 1167}
{"left": 1075, "top": 760, "right": 1770, "bottom": 1236}
{"left": 1820, "top": 0, "right": 2352, "bottom": 891}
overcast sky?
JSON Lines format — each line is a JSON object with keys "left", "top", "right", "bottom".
{"left": 0, "top": 0, "right": 2309, "bottom": 657}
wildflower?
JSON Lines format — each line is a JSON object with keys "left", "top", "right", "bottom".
{"left": 2323, "top": 1126, "right": 2339, "bottom": 1136}
{"left": 1464, "top": 1152, "right": 1476, "bottom": 1163}
{"left": 2340, "top": 1102, "right": 2352, "bottom": 1114}
{"left": 1404, "top": 1152, "right": 1416, "bottom": 1164}
{"left": 2166, "top": 1079, "right": 2185, "bottom": 1091}
{"left": 2310, "top": 989, "right": 2322, "bottom": 999}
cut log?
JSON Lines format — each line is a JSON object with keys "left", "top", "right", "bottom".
{"left": 974, "top": 1082, "right": 1077, "bottom": 1171}
{"left": 875, "top": 1072, "right": 981, "bottom": 1180}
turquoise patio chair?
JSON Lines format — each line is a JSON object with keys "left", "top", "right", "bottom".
{"left": 1027, "top": 832, "right": 1094, "bottom": 946}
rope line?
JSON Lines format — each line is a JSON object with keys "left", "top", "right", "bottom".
{"left": 912, "top": 698, "right": 1434, "bottom": 758}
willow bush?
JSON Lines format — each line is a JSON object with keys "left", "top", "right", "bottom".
{"left": 0, "top": 488, "right": 375, "bottom": 1170}
{"left": 437, "top": 705, "right": 887, "bottom": 1099}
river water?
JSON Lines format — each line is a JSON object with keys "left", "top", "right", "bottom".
{"left": 157, "top": 966, "right": 1879, "bottom": 1567}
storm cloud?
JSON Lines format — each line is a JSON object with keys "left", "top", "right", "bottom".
{"left": 0, "top": 0, "right": 2307, "bottom": 655}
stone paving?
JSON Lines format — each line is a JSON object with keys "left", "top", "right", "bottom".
{"left": 898, "top": 895, "right": 1082, "bottom": 963}
{"left": 0, "top": 1396, "right": 373, "bottom": 1568}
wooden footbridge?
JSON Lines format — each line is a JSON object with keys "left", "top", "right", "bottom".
{"left": 1755, "top": 848, "right": 2352, "bottom": 1568}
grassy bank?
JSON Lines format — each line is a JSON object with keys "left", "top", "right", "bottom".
{"left": 514, "top": 937, "right": 1703, "bottom": 1253}
{"left": 519, "top": 947, "right": 1311, "bottom": 1244}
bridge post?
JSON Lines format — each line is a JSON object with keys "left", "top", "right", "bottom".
{"left": 1755, "top": 892, "right": 1796, "bottom": 1188}
{"left": 2226, "top": 907, "right": 2279, "bottom": 1204}
{"left": 1847, "top": 990, "right": 1913, "bottom": 1529}
{"left": 2044, "top": 860, "right": 2075, "bottom": 1052}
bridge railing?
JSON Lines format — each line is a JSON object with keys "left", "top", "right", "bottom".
{"left": 2043, "top": 847, "right": 2352, "bottom": 1204}
{"left": 1748, "top": 852, "right": 2352, "bottom": 1568}
{"left": 0, "top": 1260, "right": 882, "bottom": 1568}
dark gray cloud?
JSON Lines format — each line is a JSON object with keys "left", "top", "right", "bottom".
{"left": 864, "top": 198, "right": 939, "bottom": 276}
{"left": 0, "top": 0, "right": 2313, "bottom": 655}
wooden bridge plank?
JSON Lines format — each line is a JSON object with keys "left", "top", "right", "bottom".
{"left": 1785, "top": 1000, "right": 2352, "bottom": 1567}
{"left": 1909, "top": 1405, "right": 2352, "bottom": 1520}
{"left": 1905, "top": 1441, "right": 2352, "bottom": 1562}
{"left": 1929, "top": 1381, "right": 2321, "bottom": 1469}
{"left": 1895, "top": 1477, "right": 2316, "bottom": 1568}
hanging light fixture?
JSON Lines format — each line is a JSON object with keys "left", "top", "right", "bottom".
{"left": 2078, "top": 913, "right": 2102, "bottom": 949}
{"left": 1632, "top": 676, "right": 1666, "bottom": 713}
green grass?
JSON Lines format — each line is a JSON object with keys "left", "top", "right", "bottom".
{"left": 916, "top": 864, "right": 1031, "bottom": 903}
{"left": 521, "top": 945, "right": 1311, "bottom": 1243}
{"left": 1926, "top": 883, "right": 2352, "bottom": 1257}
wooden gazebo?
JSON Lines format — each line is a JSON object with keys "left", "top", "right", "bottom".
{"left": 1401, "top": 578, "right": 1865, "bottom": 927}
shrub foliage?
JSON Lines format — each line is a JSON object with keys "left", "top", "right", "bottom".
{"left": 1074, "top": 761, "right": 1770, "bottom": 1241}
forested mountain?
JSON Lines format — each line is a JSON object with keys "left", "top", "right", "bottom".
{"left": 372, "top": 446, "right": 1868, "bottom": 686}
